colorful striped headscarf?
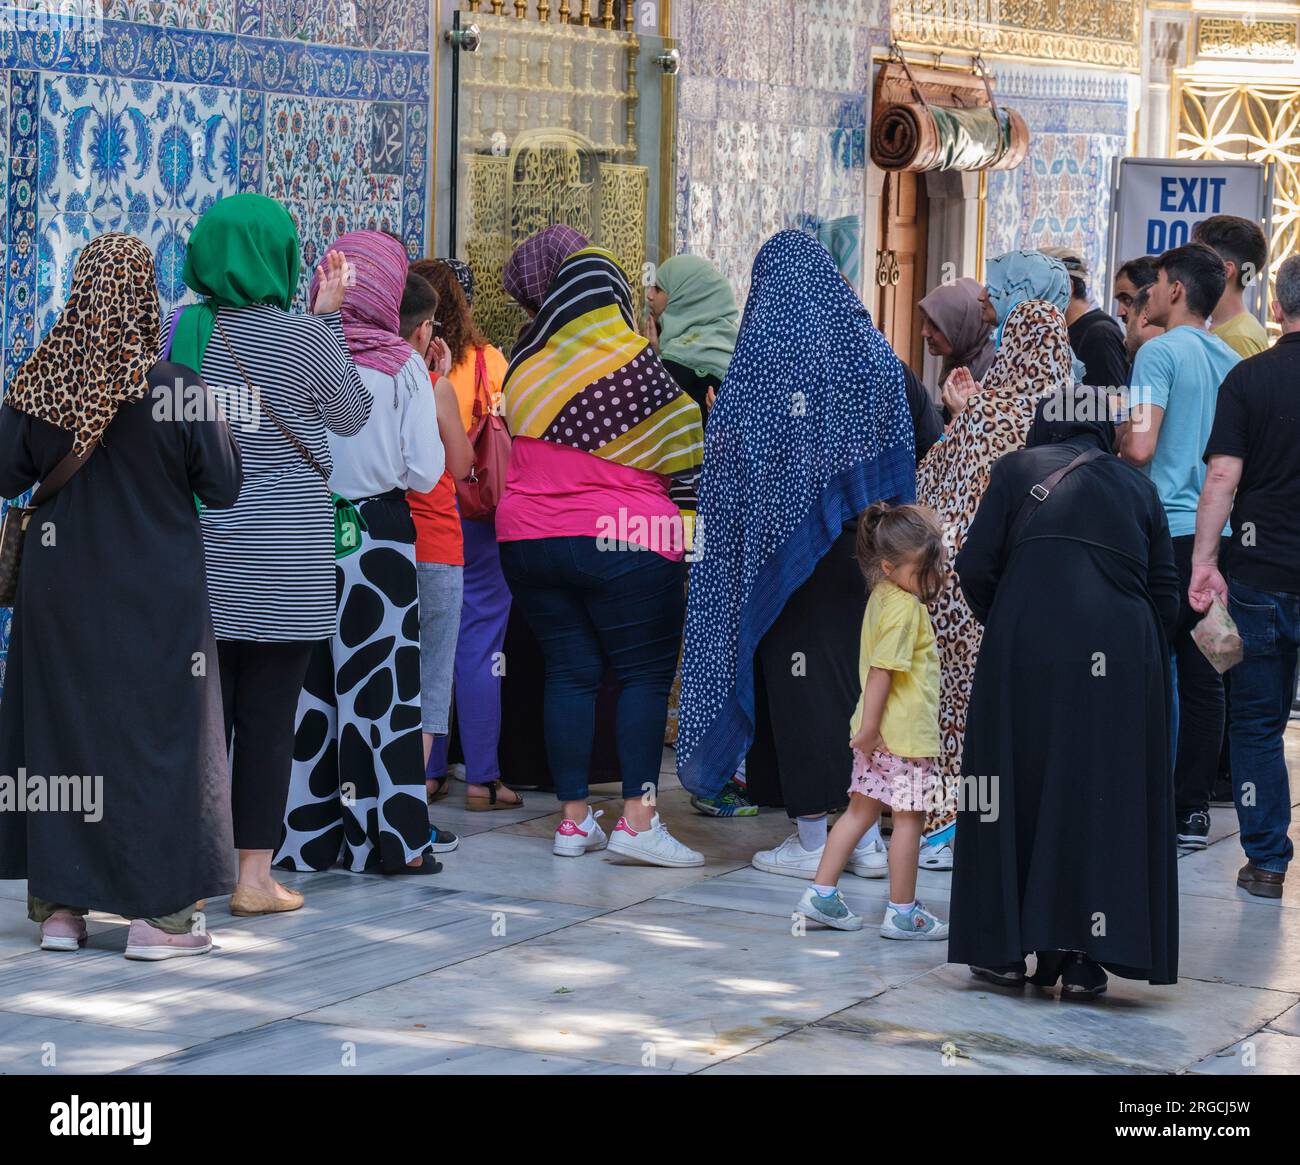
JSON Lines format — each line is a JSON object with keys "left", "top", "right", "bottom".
{"left": 502, "top": 245, "right": 703, "bottom": 476}
{"left": 7, "top": 233, "right": 160, "bottom": 455}
{"left": 311, "top": 230, "right": 410, "bottom": 375}
{"left": 503, "top": 225, "right": 589, "bottom": 314}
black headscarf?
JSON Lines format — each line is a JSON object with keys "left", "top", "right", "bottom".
{"left": 1027, "top": 383, "right": 1117, "bottom": 454}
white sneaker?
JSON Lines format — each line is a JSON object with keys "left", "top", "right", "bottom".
{"left": 919, "top": 842, "right": 953, "bottom": 871}
{"left": 847, "top": 835, "right": 889, "bottom": 879}
{"left": 752, "top": 832, "right": 824, "bottom": 878}
{"left": 607, "top": 814, "right": 704, "bottom": 867}
{"left": 796, "top": 886, "right": 863, "bottom": 931}
{"left": 553, "top": 809, "right": 607, "bottom": 857}
{"left": 880, "top": 900, "right": 949, "bottom": 941}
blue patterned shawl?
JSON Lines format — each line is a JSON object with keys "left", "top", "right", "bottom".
{"left": 676, "top": 230, "right": 917, "bottom": 797}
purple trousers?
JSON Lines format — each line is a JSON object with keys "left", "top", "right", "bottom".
{"left": 429, "top": 515, "right": 511, "bottom": 784}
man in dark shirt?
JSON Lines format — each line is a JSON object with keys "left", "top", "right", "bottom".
{"left": 1190, "top": 254, "right": 1297, "bottom": 899}
{"left": 1042, "top": 245, "right": 1130, "bottom": 391}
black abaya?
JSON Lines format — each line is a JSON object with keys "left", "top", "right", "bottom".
{"left": 0, "top": 363, "right": 243, "bottom": 919}
{"left": 948, "top": 437, "right": 1181, "bottom": 983}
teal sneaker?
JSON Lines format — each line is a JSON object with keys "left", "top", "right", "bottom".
{"left": 796, "top": 886, "right": 863, "bottom": 931}
{"left": 880, "top": 900, "right": 949, "bottom": 941}
{"left": 691, "top": 777, "right": 758, "bottom": 818}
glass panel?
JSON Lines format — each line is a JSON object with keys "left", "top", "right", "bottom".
{"left": 449, "top": 7, "right": 677, "bottom": 354}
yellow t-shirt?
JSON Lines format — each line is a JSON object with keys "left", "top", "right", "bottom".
{"left": 850, "top": 580, "right": 940, "bottom": 760}
{"left": 1212, "top": 312, "right": 1269, "bottom": 359}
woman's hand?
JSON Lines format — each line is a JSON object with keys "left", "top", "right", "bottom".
{"left": 645, "top": 310, "right": 660, "bottom": 352}
{"left": 312, "top": 251, "right": 353, "bottom": 315}
{"left": 428, "top": 338, "right": 453, "bottom": 377}
{"left": 941, "top": 365, "right": 979, "bottom": 419}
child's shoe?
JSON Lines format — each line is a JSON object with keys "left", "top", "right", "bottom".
{"left": 553, "top": 809, "right": 607, "bottom": 857}
{"left": 880, "top": 900, "right": 949, "bottom": 940}
{"left": 796, "top": 886, "right": 863, "bottom": 931}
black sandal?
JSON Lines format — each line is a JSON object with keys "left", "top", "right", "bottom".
{"left": 384, "top": 854, "right": 444, "bottom": 876}
{"left": 466, "top": 780, "right": 524, "bottom": 812}
{"left": 426, "top": 774, "right": 451, "bottom": 804}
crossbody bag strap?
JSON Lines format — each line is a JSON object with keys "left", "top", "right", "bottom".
{"left": 471, "top": 345, "right": 489, "bottom": 426}
{"left": 214, "top": 315, "right": 330, "bottom": 485}
{"left": 30, "top": 445, "right": 94, "bottom": 508}
{"left": 1003, "top": 446, "right": 1107, "bottom": 561}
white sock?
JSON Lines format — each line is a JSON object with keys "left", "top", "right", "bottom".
{"left": 855, "top": 822, "right": 882, "bottom": 851}
{"left": 796, "top": 816, "right": 827, "bottom": 851}
{"left": 889, "top": 899, "right": 916, "bottom": 914}
{"left": 812, "top": 883, "right": 838, "bottom": 897}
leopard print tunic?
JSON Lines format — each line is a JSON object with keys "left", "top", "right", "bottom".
{"left": 915, "top": 300, "right": 1076, "bottom": 845}
{"left": 5, "top": 233, "right": 160, "bottom": 455}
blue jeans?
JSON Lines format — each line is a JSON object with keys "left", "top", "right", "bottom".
{"left": 499, "top": 536, "right": 685, "bottom": 802}
{"left": 1227, "top": 579, "right": 1299, "bottom": 874}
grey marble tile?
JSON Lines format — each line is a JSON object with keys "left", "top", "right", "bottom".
{"left": 0, "top": 888, "right": 596, "bottom": 1039}
{"left": 0, "top": 880, "right": 26, "bottom": 902}
{"left": 1177, "top": 824, "right": 1300, "bottom": 912}
{"left": 0, "top": 894, "right": 118, "bottom": 963}
{"left": 702, "top": 1020, "right": 1100, "bottom": 1076}
{"left": 128, "top": 1018, "right": 675, "bottom": 1075}
{"left": 1189, "top": 1030, "right": 1300, "bottom": 1075}
{"left": 1266, "top": 999, "right": 1300, "bottom": 1036}
{"left": 302, "top": 898, "right": 936, "bottom": 1070}
{"left": 1177, "top": 888, "right": 1300, "bottom": 993}
{"left": 820, "top": 964, "right": 1294, "bottom": 1074}
{"left": 0, "top": 1010, "right": 207, "bottom": 1074}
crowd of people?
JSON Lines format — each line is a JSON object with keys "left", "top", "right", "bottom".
{"left": 0, "top": 195, "right": 1294, "bottom": 1003}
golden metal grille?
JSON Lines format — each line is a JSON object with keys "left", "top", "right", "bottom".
{"left": 1175, "top": 76, "right": 1300, "bottom": 333}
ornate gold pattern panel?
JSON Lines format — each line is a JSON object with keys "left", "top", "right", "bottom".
{"left": 892, "top": 1, "right": 1141, "bottom": 70}
{"left": 1196, "top": 17, "right": 1299, "bottom": 61}
{"left": 1176, "top": 77, "right": 1300, "bottom": 331}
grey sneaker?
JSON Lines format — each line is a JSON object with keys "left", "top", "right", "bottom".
{"left": 796, "top": 886, "right": 863, "bottom": 931}
{"left": 880, "top": 900, "right": 949, "bottom": 941}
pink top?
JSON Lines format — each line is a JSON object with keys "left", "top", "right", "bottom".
{"left": 495, "top": 437, "right": 685, "bottom": 562}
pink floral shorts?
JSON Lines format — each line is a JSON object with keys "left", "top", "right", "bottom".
{"left": 849, "top": 747, "right": 938, "bottom": 812}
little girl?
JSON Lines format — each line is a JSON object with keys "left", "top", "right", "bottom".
{"left": 794, "top": 502, "right": 948, "bottom": 940}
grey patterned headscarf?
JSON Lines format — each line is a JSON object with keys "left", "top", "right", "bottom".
{"left": 437, "top": 257, "right": 476, "bottom": 307}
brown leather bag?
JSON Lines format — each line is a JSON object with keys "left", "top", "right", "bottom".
{"left": 455, "top": 346, "right": 512, "bottom": 521}
{"left": 0, "top": 446, "right": 94, "bottom": 607}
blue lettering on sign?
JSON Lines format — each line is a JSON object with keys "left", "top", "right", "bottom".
{"left": 1147, "top": 173, "right": 1233, "bottom": 253}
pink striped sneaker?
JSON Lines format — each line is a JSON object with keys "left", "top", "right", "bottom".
{"left": 553, "top": 809, "right": 608, "bottom": 857}
{"left": 39, "top": 910, "right": 87, "bottom": 952}
{"left": 124, "top": 920, "right": 212, "bottom": 961}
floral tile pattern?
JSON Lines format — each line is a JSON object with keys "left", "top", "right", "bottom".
{"left": 0, "top": 4, "right": 432, "bottom": 674}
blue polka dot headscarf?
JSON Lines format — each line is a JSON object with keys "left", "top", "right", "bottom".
{"left": 676, "top": 229, "right": 916, "bottom": 797}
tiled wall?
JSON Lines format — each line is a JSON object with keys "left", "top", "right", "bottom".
{"left": 983, "top": 64, "right": 1134, "bottom": 302}
{"left": 0, "top": 2, "right": 431, "bottom": 682}
{"left": 670, "top": 0, "right": 886, "bottom": 303}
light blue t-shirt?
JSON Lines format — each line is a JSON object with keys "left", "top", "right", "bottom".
{"left": 1129, "top": 325, "right": 1241, "bottom": 538}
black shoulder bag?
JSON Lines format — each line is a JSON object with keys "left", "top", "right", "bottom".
{"left": 0, "top": 446, "right": 95, "bottom": 606}
{"left": 1000, "top": 446, "right": 1107, "bottom": 568}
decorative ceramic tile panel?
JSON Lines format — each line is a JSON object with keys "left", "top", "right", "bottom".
{"left": 0, "top": 4, "right": 432, "bottom": 675}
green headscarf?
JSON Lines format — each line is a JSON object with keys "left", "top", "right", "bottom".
{"left": 171, "top": 193, "right": 302, "bottom": 371}
{"left": 655, "top": 255, "right": 739, "bottom": 381}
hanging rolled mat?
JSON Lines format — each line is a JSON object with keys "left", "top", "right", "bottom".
{"left": 870, "top": 54, "right": 1030, "bottom": 174}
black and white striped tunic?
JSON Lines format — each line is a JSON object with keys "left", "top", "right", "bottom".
{"left": 198, "top": 305, "right": 371, "bottom": 642}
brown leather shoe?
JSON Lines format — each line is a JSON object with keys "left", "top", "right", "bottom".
{"left": 229, "top": 883, "right": 305, "bottom": 915}
{"left": 1237, "top": 863, "right": 1285, "bottom": 899}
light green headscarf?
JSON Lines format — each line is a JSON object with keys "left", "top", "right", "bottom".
{"left": 171, "top": 193, "right": 302, "bottom": 371}
{"left": 655, "top": 255, "right": 739, "bottom": 381}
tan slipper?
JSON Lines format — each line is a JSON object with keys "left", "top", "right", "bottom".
{"left": 466, "top": 780, "right": 524, "bottom": 812}
{"left": 229, "top": 882, "right": 305, "bottom": 916}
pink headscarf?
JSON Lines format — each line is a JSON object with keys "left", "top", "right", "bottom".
{"left": 503, "top": 225, "right": 589, "bottom": 314}
{"left": 311, "top": 230, "right": 411, "bottom": 375}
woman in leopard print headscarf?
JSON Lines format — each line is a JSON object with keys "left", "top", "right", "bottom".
{"left": 915, "top": 298, "right": 1077, "bottom": 866}
{"left": 0, "top": 231, "right": 243, "bottom": 961}
{"left": 5, "top": 233, "right": 161, "bottom": 454}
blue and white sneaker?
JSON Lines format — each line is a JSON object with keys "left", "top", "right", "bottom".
{"left": 691, "top": 776, "right": 758, "bottom": 818}
{"left": 796, "top": 886, "right": 863, "bottom": 931}
{"left": 880, "top": 900, "right": 949, "bottom": 941}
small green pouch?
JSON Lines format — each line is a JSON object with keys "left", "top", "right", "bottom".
{"left": 333, "top": 493, "right": 367, "bottom": 558}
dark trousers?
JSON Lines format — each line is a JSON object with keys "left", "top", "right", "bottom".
{"left": 1226, "top": 579, "right": 1299, "bottom": 873}
{"left": 499, "top": 536, "right": 685, "bottom": 803}
{"left": 218, "top": 638, "right": 315, "bottom": 850}
{"left": 1171, "top": 535, "right": 1227, "bottom": 819}
{"left": 745, "top": 528, "right": 865, "bottom": 819}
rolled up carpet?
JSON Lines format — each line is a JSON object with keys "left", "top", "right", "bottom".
{"left": 871, "top": 102, "right": 1029, "bottom": 173}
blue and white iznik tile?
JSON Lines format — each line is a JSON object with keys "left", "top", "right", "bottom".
{"left": 174, "top": 86, "right": 239, "bottom": 215}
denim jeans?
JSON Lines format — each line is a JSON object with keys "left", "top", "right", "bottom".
{"left": 499, "top": 536, "right": 685, "bottom": 802}
{"left": 1226, "top": 578, "right": 1299, "bottom": 874}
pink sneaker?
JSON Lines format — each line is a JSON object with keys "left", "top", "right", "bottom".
{"left": 39, "top": 910, "right": 87, "bottom": 952}
{"left": 124, "top": 919, "right": 212, "bottom": 961}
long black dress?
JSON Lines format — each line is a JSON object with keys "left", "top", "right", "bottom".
{"left": 947, "top": 434, "right": 1181, "bottom": 983}
{"left": 0, "top": 362, "right": 243, "bottom": 919}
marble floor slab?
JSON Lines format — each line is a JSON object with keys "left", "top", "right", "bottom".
{"left": 817, "top": 963, "right": 1295, "bottom": 1074}
{"left": 1189, "top": 1029, "right": 1300, "bottom": 1075}
{"left": 129, "top": 1018, "right": 674, "bottom": 1075}
{"left": 301, "top": 898, "right": 942, "bottom": 1070}
{"left": 1177, "top": 889, "right": 1300, "bottom": 992}
{"left": 0, "top": 1010, "right": 207, "bottom": 1074}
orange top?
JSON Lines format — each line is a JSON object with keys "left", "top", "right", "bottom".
{"left": 448, "top": 344, "right": 508, "bottom": 431}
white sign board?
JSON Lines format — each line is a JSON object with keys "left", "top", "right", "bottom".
{"left": 1108, "top": 157, "right": 1270, "bottom": 319}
